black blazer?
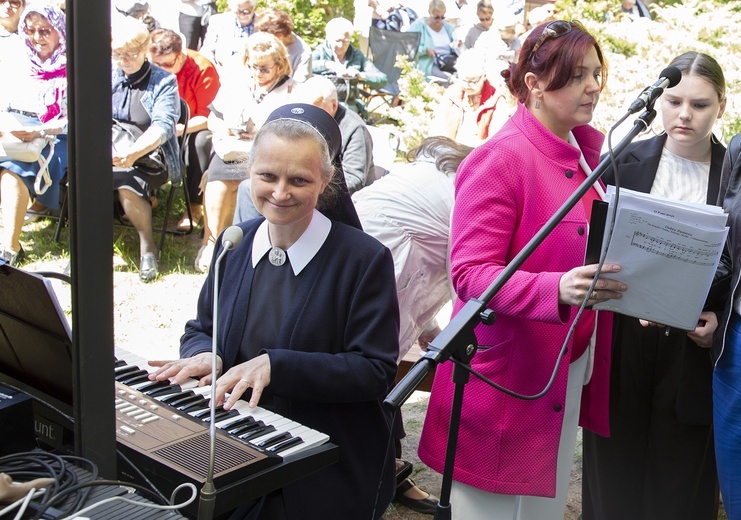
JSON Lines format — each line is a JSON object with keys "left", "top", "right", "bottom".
{"left": 602, "top": 134, "right": 726, "bottom": 425}
{"left": 181, "top": 217, "right": 400, "bottom": 519}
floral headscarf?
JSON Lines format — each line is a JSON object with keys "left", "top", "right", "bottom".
{"left": 19, "top": 3, "right": 66, "bottom": 123}
{"left": 20, "top": 3, "right": 66, "bottom": 74}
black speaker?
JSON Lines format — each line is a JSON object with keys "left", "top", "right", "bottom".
{"left": 0, "top": 383, "right": 36, "bottom": 456}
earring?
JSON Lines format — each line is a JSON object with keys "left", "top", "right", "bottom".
{"left": 712, "top": 121, "right": 725, "bottom": 145}
{"left": 535, "top": 98, "right": 541, "bottom": 109}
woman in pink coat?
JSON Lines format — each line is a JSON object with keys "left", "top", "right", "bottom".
{"left": 418, "top": 20, "right": 626, "bottom": 519}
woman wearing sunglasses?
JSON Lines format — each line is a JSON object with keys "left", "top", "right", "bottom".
{"left": 197, "top": 31, "right": 294, "bottom": 272}
{"left": 418, "top": 20, "right": 626, "bottom": 519}
{"left": 408, "top": 0, "right": 455, "bottom": 83}
{"left": 0, "top": 2, "right": 67, "bottom": 265}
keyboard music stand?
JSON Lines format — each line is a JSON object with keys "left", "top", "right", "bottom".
{"left": 0, "top": 263, "right": 75, "bottom": 448}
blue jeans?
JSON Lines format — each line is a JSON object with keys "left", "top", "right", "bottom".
{"left": 714, "top": 311, "right": 741, "bottom": 519}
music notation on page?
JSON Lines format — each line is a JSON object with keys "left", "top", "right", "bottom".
{"left": 591, "top": 186, "right": 728, "bottom": 330}
{"left": 630, "top": 231, "right": 717, "bottom": 266}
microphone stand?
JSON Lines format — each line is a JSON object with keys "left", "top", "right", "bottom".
{"left": 197, "top": 245, "right": 230, "bottom": 520}
{"left": 385, "top": 107, "right": 658, "bottom": 520}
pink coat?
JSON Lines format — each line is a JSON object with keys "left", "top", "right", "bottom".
{"left": 418, "top": 103, "right": 613, "bottom": 497}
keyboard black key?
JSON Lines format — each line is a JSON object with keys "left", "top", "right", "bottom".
{"left": 146, "top": 384, "right": 182, "bottom": 397}
{"left": 269, "top": 436, "right": 304, "bottom": 453}
{"left": 230, "top": 420, "right": 264, "bottom": 437}
{"left": 255, "top": 432, "right": 291, "bottom": 449}
{"left": 115, "top": 369, "right": 148, "bottom": 382}
{"left": 205, "top": 408, "right": 240, "bottom": 423}
{"left": 160, "top": 390, "right": 195, "bottom": 404}
{"left": 172, "top": 394, "right": 206, "bottom": 410}
{"left": 222, "top": 416, "right": 256, "bottom": 432}
{"left": 239, "top": 425, "right": 275, "bottom": 441}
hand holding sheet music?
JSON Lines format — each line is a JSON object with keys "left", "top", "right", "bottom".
{"left": 590, "top": 186, "right": 728, "bottom": 330}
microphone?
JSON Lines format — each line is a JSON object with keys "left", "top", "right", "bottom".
{"left": 197, "top": 225, "right": 243, "bottom": 520}
{"left": 627, "top": 66, "right": 682, "bottom": 114}
{"left": 221, "top": 225, "right": 244, "bottom": 251}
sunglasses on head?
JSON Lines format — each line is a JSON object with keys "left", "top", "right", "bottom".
{"left": 526, "top": 20, "right": 572, "bottom": 64}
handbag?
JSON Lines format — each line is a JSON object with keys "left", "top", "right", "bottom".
{"left": 111, "top": 119, "right": 166, "bottom": 175}
{"left": 0, "top": 135, "right": 47, "bottom": 162}
{"left": 0, "top": 112, "right": 56, "bottom": 195}
{"left": 435, "top": 53, "right": 458, "bottom": 73}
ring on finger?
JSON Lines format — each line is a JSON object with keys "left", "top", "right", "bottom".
{"left": 239, "top": 379, "right": 249, "bottom": 386}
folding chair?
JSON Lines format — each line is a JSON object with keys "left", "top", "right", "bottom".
{"left": 364, "top": 27, "right": 421, "bottom": 124}
{"left": 157, "top": 97, "right": 193, "bottom": 251}
{"left": 365, "top": 124, "right": 401, "bottom": 182}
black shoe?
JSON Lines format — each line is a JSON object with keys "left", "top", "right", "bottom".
{"left": 0, "top": 246, "right": 25, "bottom": 267}
{"left": 396, "top": 459, "right": 413, "bottom": 486}
{"left": 394, "top": 478, "right": 438, "bottom": 515}
{"left": 139, "top": 254, "right": 158, "bottom": 282}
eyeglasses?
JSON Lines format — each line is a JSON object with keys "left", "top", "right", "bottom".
{"left": 235, "top": 8, "right": 253, "bottom": 16}
{"left": 112, "top": 50, "right": 141, "bottom": 61}
{"left": 460, "top": 76, "right": 483, "bottom": 86}
{"left": 0, "top": 0, "right": 23, "bottom": 9}
{"left": 24, "top": 26, "right": 53, "bottom": 38}
{"left": 526, "top": 20, "right": 572, "bottom": 64}
{"left": 154, "top": 56, "right": 178, "bottom": 68}
{"left": 478, "top": 17, "right": 491, "bottom": 22}
{"left": 249, "top": 63, "right": 277, "bottom": 75}
{"left": 432, "top": 15, "right": 445, "bottom": 20}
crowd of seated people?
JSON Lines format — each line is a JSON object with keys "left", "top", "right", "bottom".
{"left": 0, "top": 0, "right": 534, "bottom": 288}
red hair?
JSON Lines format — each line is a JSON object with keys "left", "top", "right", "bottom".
{"left": 505, "top": 21, "right": 607, "bottom": 105}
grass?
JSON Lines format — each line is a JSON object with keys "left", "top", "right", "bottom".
{"left": 16, "top": 183, "right": 203, "bottom": 276}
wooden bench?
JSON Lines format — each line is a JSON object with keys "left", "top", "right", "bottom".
{"left": 395, "top": 344, "right": 436, "bottom": 393}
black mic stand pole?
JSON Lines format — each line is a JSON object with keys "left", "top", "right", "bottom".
{"left": 385, "top": 107, "right": 658, "bottom": 520}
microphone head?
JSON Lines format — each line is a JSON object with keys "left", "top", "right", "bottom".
{"left": 221, "top": 226, "right": 244, "bottom": 250}
{"left": 660, "top": 66, "right": 682, "bottom": 88}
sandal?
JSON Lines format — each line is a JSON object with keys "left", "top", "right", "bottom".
{"left": 394, "top": 478, "right": 438, "bottom": 515}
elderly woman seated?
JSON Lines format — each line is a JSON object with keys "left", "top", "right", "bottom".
{"left": 431, "top": 49, "right": 511, "bottom": 146}
{"left": 0, "top": 3, "right": 67, "bottom": 265}
{"left": 110, "top": 15, "right": 180, "bottom": 282}
{"left": 311, "top": 17, "right": 386, "bottom": 117}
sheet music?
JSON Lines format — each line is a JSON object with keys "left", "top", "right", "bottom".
{"left": 592, "top": 186, "right": 728, "bottom": 330}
